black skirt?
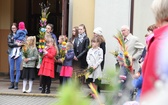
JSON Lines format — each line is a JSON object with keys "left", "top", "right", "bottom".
{"left": 22, "top": 67, "right": 36, "bottom": 80}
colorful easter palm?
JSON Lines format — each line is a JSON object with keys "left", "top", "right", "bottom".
{"left": 113, "top": 31, "right": 133, "bottom": 73}
{"left": 36, "top": 2, "right": 50, "bottom": 68}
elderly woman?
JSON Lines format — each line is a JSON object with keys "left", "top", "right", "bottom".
{"left": 141, "top": 0, "right": 168, "bottom": 100}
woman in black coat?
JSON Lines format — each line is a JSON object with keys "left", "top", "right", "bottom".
{"left": 73, "top": 24, "right": 90, "bottom": 70}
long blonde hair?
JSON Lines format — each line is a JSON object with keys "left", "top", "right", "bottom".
{"left": 44, "top": 33, "right": 52, "bottom": 40}
{"left": 27, "top": 36, "right": 36, "bottom": 48}
{"left": 45, "top": 37, "right": 59, "bottom": 55}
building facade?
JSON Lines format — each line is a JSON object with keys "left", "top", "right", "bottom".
{"left": 0, "top": 0, "right": 154, "bottom": 74}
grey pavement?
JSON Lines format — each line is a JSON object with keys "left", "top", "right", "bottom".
{"left": 0, "top": 95, "right": 58, "bottom": 105}
{"left": 0, "top": 76, "right": 59, "bottom": 97}
{"left": 0, "top": 76, "right": 60, "bottom": 105}
{"left": 0, "top": 76, "right": 111, "bottom": 105}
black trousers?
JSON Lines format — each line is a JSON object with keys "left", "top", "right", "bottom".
{"left": 41, "top": 76, "right": 51, "bottom": 90}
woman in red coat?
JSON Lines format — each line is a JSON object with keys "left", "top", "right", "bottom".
{"left": 38, "top": 37, "right": 57, "bottom": 94}
{"left": 141, "top": 0, "right": 168, "bottom": 102}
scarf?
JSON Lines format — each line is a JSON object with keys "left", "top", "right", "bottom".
{"left": 77, "top": 32, "right": 86, "bottom": 46}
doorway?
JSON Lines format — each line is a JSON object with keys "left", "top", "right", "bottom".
{"left": 14, "top": 0, "right": 69, "bottom": 38}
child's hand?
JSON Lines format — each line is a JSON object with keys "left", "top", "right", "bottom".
{"left": 43, "top": 49, "right": 48, "bottom": 54}
{"left": 133, "top": 72, "right": 140, "bottom": 79}
{"left": 92, "top": 66, "right": 97, "bottom": 70}
{"left": 23, "top": 58, "right": 29, "bottom": 63}
{"left": 64, "top": 49, "right": 67, "bottom": 54}
{"left": 17, "top": 43, "right": 24, "bottom": 46}
{"left": 74, "top": 56, "right": 78, "bottom": 61}
{"left": 57, "top": 58, "right": 63, "bottom": 63}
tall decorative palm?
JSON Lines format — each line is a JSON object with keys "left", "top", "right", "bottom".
{"left": 36, "top": 2, "right": 50, "bottom": 68}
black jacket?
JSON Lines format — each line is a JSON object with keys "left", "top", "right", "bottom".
{"left": 73, "top": 36, "right": 90, "bottom": 69}
{"left": 7, "top": 33, "right": 20, "bottom": 54}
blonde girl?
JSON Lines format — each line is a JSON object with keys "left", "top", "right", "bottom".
{"left": 22, "top": 36, "right": 38, "bottom": 93}
{"left": 60, "top": 42, "right": 75, "bottom": 84}
{"left": 38, "top": 33, "right": 58, "bottom": 90}
{"left": 38, "top": 37, "right": 57, "bottom": 94}
{"left": 57, "top": 35, "right": 66, "bottom": 85}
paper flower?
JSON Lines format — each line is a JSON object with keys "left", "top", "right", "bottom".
{"left": 22, "top": 45, "right": 29, "bottom": 58}
{"left": 40, "top": 27, "right": 46, "bottom": 32}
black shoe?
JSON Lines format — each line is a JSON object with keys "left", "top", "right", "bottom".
{"left": 8, "top": 82, "right": 14, "bottom": 89}
{"left": 41, "top": 89, "right": 45, "bottom": 93}
{"left": 14, "top": 82, "right": 18, "bottom": 90}
{"left": 41, "top": 85, "right": 46, "bottom": 93}
{"left": 46, "top": 90, "right": 50, "bottom": 94}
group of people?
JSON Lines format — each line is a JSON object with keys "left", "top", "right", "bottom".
{"left": 7, "top": 22, "right": 57, "bottom": 94}
{"left": 56, "top": 24, "right": 106, "bottom": 96}
{"left": 7, "top": 0, "right": 168, "bottom": 104}
{"left": 7, "top": 22, "right": 106, "bottom": 95}
{"left": 117, "top": 0, "right": 168, "bottom": 104}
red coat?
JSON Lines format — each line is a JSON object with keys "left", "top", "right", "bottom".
{"left": 141, "top": 25, "right": 168, "bottom": 99}
{"left": 38, "top": 46, "right": 57, "bottom": 78}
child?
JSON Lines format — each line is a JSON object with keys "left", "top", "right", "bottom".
{"left": 86, "top": 36, "right": 103, "bottom": 98}
{"left": 132, "top": 69, "right": 143, "bottom": 102}
{"left": 56, "top": 35, "right": 67, "bottom": 85}
{"left": 22, "top": 36, "right": 38, "bottom": 93}
{"left": 38, "top": 37, "right": 57, "bottom": 94}
{"left": 115, "top": 53, "right": 130, "bottom": 104}
{"left": 11, "top": 22, "right": 27, "bottom": 59}
{"left": 60, "top": 42, "right": 75, "bottom": 84}
{"left": 38, "top": 32, "right": 53, "bottom": 90}
{"left": 117, "top": 53, "right": 128, "bottom": 93}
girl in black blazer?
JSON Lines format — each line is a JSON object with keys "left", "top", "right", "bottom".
{"left": 73, "top": 24, "right": 90, "bottom": 70}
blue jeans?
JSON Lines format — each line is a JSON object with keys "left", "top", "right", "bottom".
{"left": 8, "top": 55, "right": 22, "bottom": 83}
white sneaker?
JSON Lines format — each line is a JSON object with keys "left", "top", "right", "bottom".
{"left": 22, "top": 89, "right": 26, "bottom": 93}
{"left": 26, "top": 89, "right": 31, "bottom": 93}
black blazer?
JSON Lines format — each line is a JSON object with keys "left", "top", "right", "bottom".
{"left": 73, "top": 36, "right": 90, "bottom": 69}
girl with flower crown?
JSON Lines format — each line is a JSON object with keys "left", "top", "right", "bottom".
{"left": 22, "top": 36, "right": 38, "bottom": 93}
